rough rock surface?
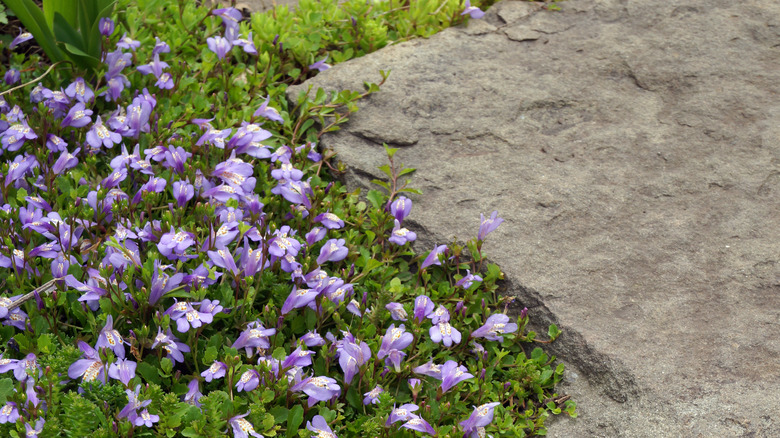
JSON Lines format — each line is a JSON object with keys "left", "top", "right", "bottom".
{"left": 288, "top": 0, "right": 780, "bottom": 436}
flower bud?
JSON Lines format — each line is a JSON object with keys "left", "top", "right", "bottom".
{"left": 520, "top": 307, "right": 528, "bottom": 319}
{"left": 99, "top": 17, "right": 115, "bottom": 37}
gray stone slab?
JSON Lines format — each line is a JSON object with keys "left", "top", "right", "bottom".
{"left": 288, "top": 0, "right": 780, "bottom": 436}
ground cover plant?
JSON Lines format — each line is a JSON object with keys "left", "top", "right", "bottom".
{"left": 0, "top": 0, "right": 575, "bottom": 436}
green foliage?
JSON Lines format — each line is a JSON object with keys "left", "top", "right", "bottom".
{"left": 2, "top": 0, "right": 115, "bottom": 73}
{"left": 0, "top": 0, "right": 573, "bottom": 436}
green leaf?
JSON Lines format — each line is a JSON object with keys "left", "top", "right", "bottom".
{"left": 547, "top": 324, "right": 561, "bottom": 341}
{"left": 3, "top": 0, "right": 65, "bottom": 62}
{"left": 366, "top": 190, "right": 385, "bottom": 209}
{"left": 286, "top": 404, "right": 303, "bottom": 438}
{"left": 0, "top": 378, "right": 14, "bottom": 404}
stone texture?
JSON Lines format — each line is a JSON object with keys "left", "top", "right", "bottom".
{"left": 288, "top": 0, "right": 780, "bottom": 436}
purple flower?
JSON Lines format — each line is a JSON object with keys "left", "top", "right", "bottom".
{"left": 96, "top": 315, "right": 125, "bottom": 358}
{"left": 151, "top": 327, "right": 190, "bottom": 363}
{"left": 158, "top": 227, "right": 196, "bottom": 260}
{"left": 172, "top": 180, "right": 195, "bottom": 207}
{"left": 317, "top": 239, "right": 348, "bottom": 265}
{"left": 208, "top": 248, "right": 240, "bottom": 275}
{"left": 229, "top": 412, "right": 264, "bottom": 438}
{"left": 387, "top": 404, "right": 419, "bottom": 426}
{"left": 134, "top": 409, "right": 159, "bottom": 427}
{"left": 290, "top": 376, "right": 341, "bottom": 407}
{"left": 61, "top": 102, "right": 93, "bottom": 128}
{"left": 430, "top": 321, "right": 461, "bottom": 347}
{"left": 337, "top": 336, "right": 371, "bottom": 384}
{"left": 281, "top": 287, "right": 319, "bottom": 315}
{"left": 233, "top": 33, "right": 257, "bottom": 55}
{"left": 64, "top": 77, "right": 94, "bottom": 103}
{"left": 125, "top": 98, "right": 152, "bottom": 137}
{"left": 461, "top": 0, "right": 485, "bottom": 19}
{"left": 213, "top": 7, "right": 243, "bottom": 38}
{"left": 281, "top": 346, "right": 314, "bottom": 370}
{"left": 390, "top": 196, "right": 412, "bottom": 222}
{"left": 10, "top": 31, "right": 33, "bottom": 49}
{"left": 455, "top": 270, "right": 483, "bottom": 289}
{"left": 68, "top": 341, "right": 105, "bottom": 383}
{"left": 308, "top": 56, "right": 331, "bottom": 72}
{"left": 306, "top": 415, "right": 336, "bottom": 438}
{"left": 421, "top": 244, "right": 447, "bottom": 269}
{"left": 0, "top": 402, "right": 19, "bottom": 423}
{"left": 477, "top": 211, "right": 503, "bottom": 241}
{"left": 148, "top": 262, "right": 183, "bottom": 305}
{"left": 117, "top": 33, "right": 141, "bottom": 51}
{"left": 153, "top": 37, "right": 170, "bottom": 55}
{"left": 301, "top": 331, "right": 325, "bottom": 347}
{"left": 45, "top": 134, "right": 67, "bottom": 152}
{"left": 428, "top": 305, "right": 450, "bottom": 325}
{"left": 412, "top": 361, "right": 442, "bottom": 379}
{"left": 87, "top": 116, "right": 122, "bottom": 149}
{"left": 99, "top": 17, "right": 115, "bottom": 36}
{"left": 253, "top": 96, "right": 283, "bottom": 122}
{"left": 108, "top": 358, "right": 137, "bottom": 385}
{"left": 163, "top": 146, "right": 191, "bottom": 174}
{"left": 4, "top": 69, "right": 20, "bottom": 85}
{"left": 236, "top": 369, "right": 261, "bottom": 392}
{"left": 166, "top": 300, "right": 213, "bottom": 333}
{"left": 363, "top": 385, "right": 383, "bottom": 405}
{"left": 24, "top": 418, "right": 44, "bottom": 437}
{"left": 389, "top": 219, "right": 416, "bottom": 245}
{"left": 119, "top": 385, "right": 151, "bottom": 422}
{"left": 52, "top": 148, "right": 79, "bottom": 175}
{"left": 207, "top": 36, "right": 233, "bottom": 59}
{"left": 232, "top": 321, "right": 276, "bottom": 357}
{"left": 460, "top": 402, "right": 501, "bottom": 435}
{"left": 440, "top": 360, "right": 474, "bottom": 393}
{"left": 305, "top": 227, "right": 327, "bottom": 246}
{"left": 402, "top": 416, "right": 437, "bottom": 436}
{"left": 386, "top": 302, "right": 408, "bottom": 321}
{"left": 314, "top": 211, "right": 344, "bottom": 229}
{"left": 377, "top": 324, "right": 414, "bottom": 358}
{"left": 201, "top": 361, "right": 228, "bottom": 382}
{"left": 105, "top": 50, "right": 132, "bottom": 78}
{"left": 184, "top": 379, "right": 202, "bottom": 407}
{"left": 414, "top": 295, "right": 435, "bottom": 322}
{"left": 268, "top": 226, "right": 300, "bottom": 258}
{"left": 471, "top": 313, "right": 518, "bottom": 342}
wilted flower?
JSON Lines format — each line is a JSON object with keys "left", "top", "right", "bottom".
{"left": 386, "top": 302, "right": 408, "bottom": 321}
{"left": 412, "top": 360, "right": 442, "bottom": 379}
